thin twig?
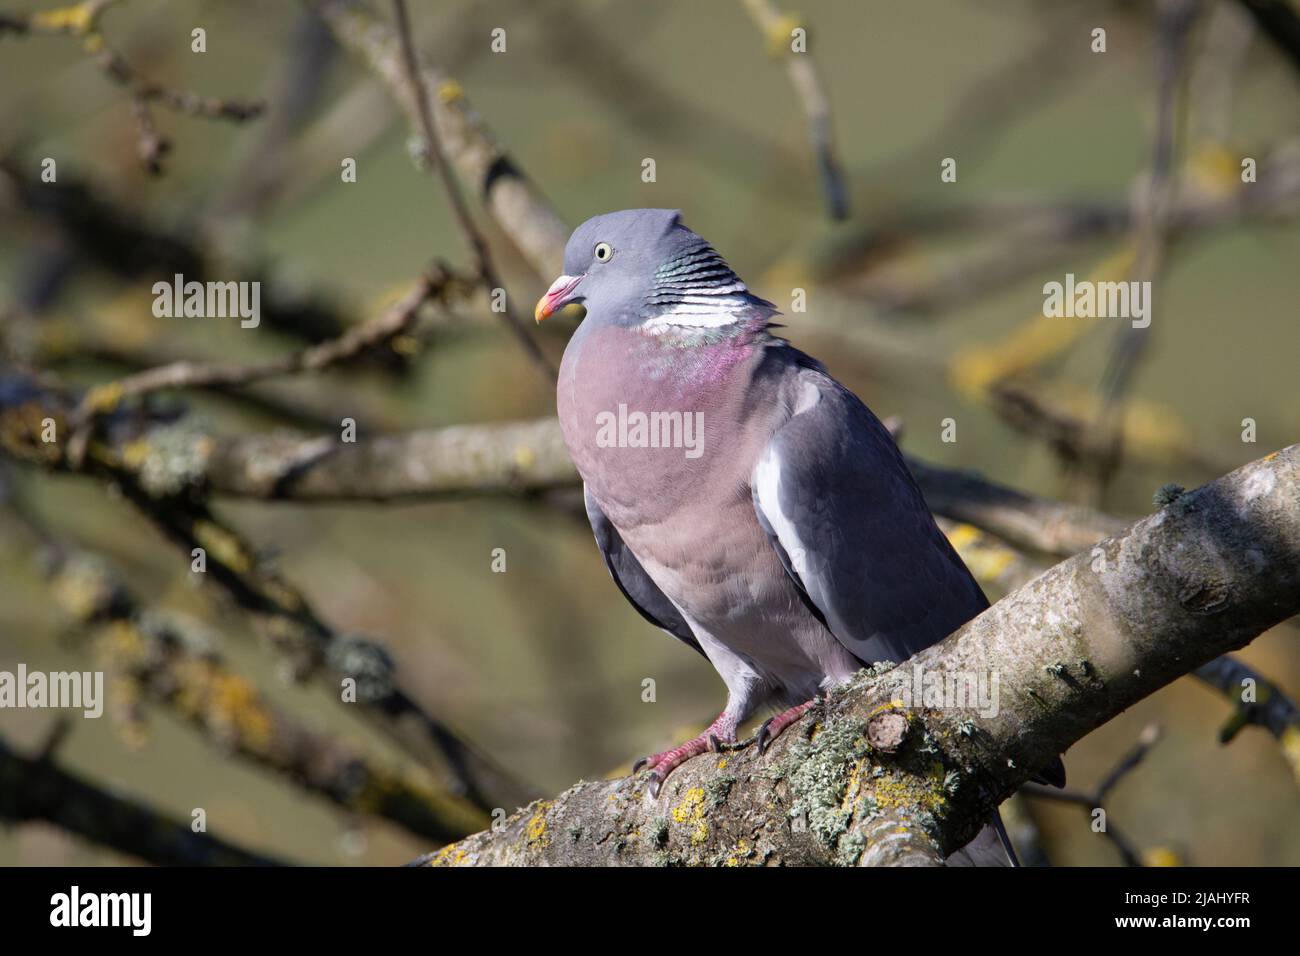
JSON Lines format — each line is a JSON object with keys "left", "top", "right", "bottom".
{"left": 739, "top": 0, "right": 849, "bottom": 219}
{"left": 77, "top": 273, "right": 441, "bottom": 416}
{"left": 0, "top": 731, "right": 286, "bottom": 866}
{"left": 389, "top": 0, "right": 554, "bottom": 379}
{"left": 1084, "top": 0, "right": 1200, "bottom": 502}
{"left": 0, "top": 496, "right": 490, "bottom": 843}
{"left": 1022, "top": 724, "right": 1164, "bottom": 866}
{"left": 1194, "top": 655, "right": 1300, "bottom": 786}
{"left": 2, "top": 0, "right": 263, "bottom": 174}
{"left": 306, "top": 0, "right": 571, "bottom": 280}
{"left": 63, "top": 273, "right": 443, "bottom": 468}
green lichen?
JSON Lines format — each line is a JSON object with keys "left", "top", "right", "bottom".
{"left": 649, "top": 816, "right": 669, "bottom": 848}
{"left": 835, "top": 831, "right": 866, "bottom": 866}
{"left": 786, "top": 712, "right": 871, "bottom": 846}
{"left": 705, "top": 774, "right": 734, "bottom": 809}
{"left": 132, "top": 420, "right": 213, "bottom": 498}
{"left": 1153, "top": 482, "right": 1186, "bottom": 507}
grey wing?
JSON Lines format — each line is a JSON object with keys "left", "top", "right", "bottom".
{"left": 584, "top": 485, "right": 705, "bottom": 658}
{"left": 752, "top": 370, "right": 1066, "bottom": 788}
{"left": 750, "top": 370, "right": 989, "bottom": 667}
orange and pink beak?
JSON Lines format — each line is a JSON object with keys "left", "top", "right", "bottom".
{"left": 534, "top": 273, "right": 584, "bottom": 323}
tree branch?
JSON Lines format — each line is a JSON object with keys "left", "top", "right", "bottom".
{"left": 0, "top": 731, "right": 285, "bottom": 866}
{"left": 390, "top": 0, "right": 553, "bottom": 378}
{"left": 2, "top": 497, "right": 489, "bottom": 844}
{"left": 739, "top": 0, "right": 849, "bottom": 219}
{"left": 306, "top": 0, "right": 570, "bottom": 279}
{"left": 417, "top": 445, "right": 1300, "bottom": 865}
{"left": 1193, "top": 654, "right": 1300, "bottom": 784}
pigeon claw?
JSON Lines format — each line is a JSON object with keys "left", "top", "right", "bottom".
{"left": 631, "top": 713, "right": 738, "bottom": 797}
{"left": 756, "top": 697, "right": 821, "bottom": 755}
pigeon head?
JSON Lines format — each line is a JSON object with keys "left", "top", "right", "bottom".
{"left": 535, "top": 209, "right": 770, "bottom": 330}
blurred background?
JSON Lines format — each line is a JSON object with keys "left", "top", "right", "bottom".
{"left": 0, "top": 0, "right": 1297, "bottom": 865}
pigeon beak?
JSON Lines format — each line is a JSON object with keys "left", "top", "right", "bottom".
{"left": 534, "top": 273, "right": 584, "bottom": 323}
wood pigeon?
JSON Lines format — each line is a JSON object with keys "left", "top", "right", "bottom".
{"left": 538, "top": 209, "right": 1063, "bottom": 865}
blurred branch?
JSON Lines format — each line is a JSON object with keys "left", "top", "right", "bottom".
{"left": 1, "top": 348, "right": 1125, "bottom": 576}
{"left": 522, "top": 0, "right": 809, "bottom": 214}
{"left": 65, "top": 408, "right": 1123, "bottom": 559}
{"left": 205, "top": 12, "right": 341, "bottom": 223}
{"left": 1022, "top": 724, "right": 1164, "bottom": 867}
{"left": 305, "top": 0, "right": 570, "bottom": 279}
{"left": 65, "top": 271, "right": 447, "bottom": 464}
{"left": 1, "top": 497, "right": 489, "bottom": 843}
{"left": 739, "top": 0, "right": 849, "bottom": 219}
{"left": 199, "top": 418, "right": 575, "bottom": 502}
{"left": 1083, "top": 0, "right": 1199, "bottom": 502}
{"left": 815, "top": 134, "right": 1300, "bottom": 318}
{"left": 1237, "top": 0, "right": 1300, "bottom": 76}
{"left": 907, "top": 456, "right": 1127, "bottom": 558}
{"left": 986, "top": 378, "right": 1230, "bottom": 478}
{"left": 0, "top": 376, "right": 539, "bottom": 816}
{"left": 854, "top": 7, "right": 1092, "bottom": 200}
{"left": 0, "top": 730, "right": 284, "bottom": 866}
{"left": 0, "top": 0, "right": 264, "bottom": 174}
{"left": 0, "top": 157, "right": 360, "bottom": 345}
{"left": 934, "top": 517, "right": 1047, "bottom": 595}
{"left": 418, "top": 445, "right": 1300, "bottom": 865}
{"left": 1193, "top": 655, "right": 1300, "bottom": 785}
{"left": 390, "top": 0, "right": 553, "bottom": 378}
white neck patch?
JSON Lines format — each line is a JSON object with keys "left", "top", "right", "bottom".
{"left": 642, "top": 294, "right": 754, "bottom": 333}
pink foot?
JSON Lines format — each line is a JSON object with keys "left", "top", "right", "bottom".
{"left": 756, "top": 697, "right": 820, "bottom": 753}
{"left": 633, "top": 712, "right": 737, "bottom": 797}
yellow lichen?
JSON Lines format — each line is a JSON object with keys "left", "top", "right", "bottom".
{"left": 193, "top": 520, "right": 253, "bottom": 574}
{"left": 1143, "top": 847, "right": 1183, "bottom": 867}
{"left": 764, "top": 15, "right": 801, "bottom": 57}
{"left": 841, "top": 759, "right": 865, "bottom": 812}
{"left": 945, "top": 523, "right": 1015, "bottom": 582}
{"left": 672, "top": 787, "right": 709, "bottom": 845}
{"left": 429, "top": 842, "right": 469, "bottom": 867}
{"left": 1282, "top": 726, "right": 1300, "bottom": 787}
{"left": 870, "top": 765, "right": 947, "bottom": 815}
{"left": 207, "top": 671, "right": 275, "bottom": 752}
{"left": 723, "top": 838, "right": 751, "bottom": 867}
{"left": 437, "top": 79, "right": 464, "bottom": 104}
{"left": 513, "top": 446, "right": 536, "bottom": 470}
{"left": 121, "top": 438, "right": 151, "bottom": 470}
{"left": 32, "top": 1, "right": 100, "bottom": 34}
{"left": 82, "top": 380, "right": 124, "bottom": 415}
{"left": 525, "top": 801, "right": 552, "bottom": 848}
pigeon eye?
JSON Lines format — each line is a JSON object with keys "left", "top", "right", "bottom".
{"left": 593, "top": 242, "right": 613, "bottom": 262}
